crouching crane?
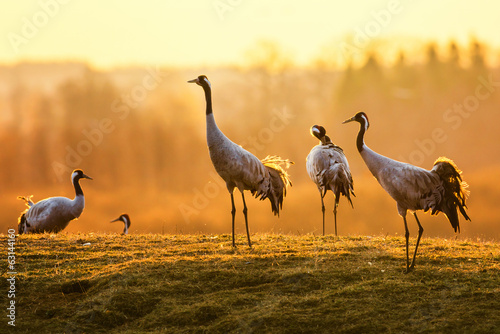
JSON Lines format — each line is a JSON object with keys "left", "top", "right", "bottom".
{"left": 18, "top": 169, "right": 93, "bottom": 234}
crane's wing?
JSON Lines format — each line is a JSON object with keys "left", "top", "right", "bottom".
{"left": 307, "top": 145, "right": 331, "bottom": 186}
{"left": 231, "top": 148, "right": 269, "bottom": 192}
{"left": 209, "top": 137, "right": 268, "bottom": 191}
{"left": 25, "top": 197, "right": 75, "bottom": 232}
{"left": 376, "top": 163, "right": 444, "bottom": 213}
{"left": 26, "top": 198, "right": 56, "bottom": 224}
{"left": 307, "top": 145, "right": 354, "bottom": 202}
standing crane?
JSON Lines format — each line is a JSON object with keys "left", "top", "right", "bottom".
{"left": 17, "top": 169, "right": 93, "bottom": 234}
{"left": 111, "top": 214, "right": 131, "bottom": 235}
{"left": 306, "top": 125, "right": 354, "bottom": 236}
{"left": 188, "top": 75, "right": 292, "bottom": 247}
{"left": 343, "top": 112, "right": 470, "bottom": 273}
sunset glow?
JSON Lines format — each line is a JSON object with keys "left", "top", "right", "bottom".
{"left": 1, "top": 1, "right": 499, "bottom": 68}
{"left": 1, "top": 1, "right": 500, "bottom": 240}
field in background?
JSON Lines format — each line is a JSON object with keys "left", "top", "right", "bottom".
{"left": 1, "top": 39, "right": 500, "bottom": 240}
{"left": 6, "top": 233, "right": 500, "bottom": 333}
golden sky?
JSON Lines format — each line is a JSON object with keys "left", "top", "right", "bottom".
{"left": 1, "top": 0, "right": 499, "bottom": 68}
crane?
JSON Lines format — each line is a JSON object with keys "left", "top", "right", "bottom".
{"left": 188, "top": 75, "right": 292, "bottom": 247}
{"left": 306, "top": 125, "right": 354, "bottom": 236}
{"left": 343, "top": 112, "right": 470, "bottom": 272}
{"left": 18, "top": 169, "right": 93, "bottom": 234}
{"left": 111, "top": 214, "right": 131, "bottom": 234}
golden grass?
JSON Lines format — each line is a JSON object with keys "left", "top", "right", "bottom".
{"left": 4, "top": 233, "right": 500, "bottom": 333}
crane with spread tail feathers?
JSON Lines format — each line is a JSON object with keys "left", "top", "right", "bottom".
{"left": 188, "top": 75, "right": 292, "bottom": 247}
{"left": 306, "top": 125, "right": 354, "bottom": 236}
{"left": 343, "top": 112, "right": 470, "bottom": 273}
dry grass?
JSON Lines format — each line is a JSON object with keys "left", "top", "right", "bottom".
{"left": 5, "top": 233, "right": 500, "bottom": 333}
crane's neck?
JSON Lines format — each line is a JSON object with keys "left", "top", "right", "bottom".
{"left": 355, "top": 118, "right": 397, "bottom": 181}
{"left": 69, "top": 176, "right": 85, "bottom": 218}
{"left": 73, "top": 176, "right": 84, "bottom": 197}
{"left": 356, "top": 119, "right": 368, "bottom": 153}
{"left": 202, "top": 82, "right": 228, "bottom": 149}
{"left": 202, "top": 83, "right": 213, "bottom": 115}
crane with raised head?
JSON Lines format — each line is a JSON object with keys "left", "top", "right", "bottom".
{"left": 343, "top": 112, "right": 470, "bottom": 273}
{"left": 188, "top": 75, "right": 292, "bottom": 247}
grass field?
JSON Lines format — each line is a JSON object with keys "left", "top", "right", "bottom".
{"left": 4, "top": 233, "right": 500, "bottom": 333}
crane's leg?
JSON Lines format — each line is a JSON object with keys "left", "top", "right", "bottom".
{"left": 230, "top": 193, "right": 236, "bottom": 247}
{"left": 320, "top": 194, "right": 326, "bottom": 236}
{"left": 402, "top": 215, "right": 411, "bottom": 273}
{"left": 241, "top": 192, "right": 252, "bottom": 248}
{"left": 333, "top": 196, "right": 339, "bottom": 237}
{"left": 409, "top": 213, "right": 424, "bottom": 270}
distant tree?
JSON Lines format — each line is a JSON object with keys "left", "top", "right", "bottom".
{"left": 337, "top": 51, "right": 388, "bottom": 110}
{"left": 424, "top": 42, "right": 448, "bottom": 93}
{"left": 245, "top": 40, "right": 293, "bottom": 74}
{"left": 391, "top": 51, "right": 419, "bottom": 98}
{"left": 426, "top": 43, "right": 440, "bottom": 69}
{"left": 448, "top": 41, "right": 460, "bottom": 65}
{"left": 443, "top": 40, "right": 472, "bottom": 95}
{"left": 470, "top": 39, "right": 486, "bottom": 71}
{"left": 362, "top": 52, "right": 380, "bottom": 73}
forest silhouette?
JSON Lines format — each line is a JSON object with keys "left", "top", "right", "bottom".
{"left": 1, "top": 39, "right": 499, "bottom": 240}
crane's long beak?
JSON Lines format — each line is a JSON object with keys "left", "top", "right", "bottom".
{"left": 110, "top": 217, "right": 120, "bottom": 223}
{"left": 187, "top": 78, "right": 199, "bottom": 84}
{"left": 342, "top": 116, "right": 355, "bottom": 124}
{"left": 83, "top": 174, "right": 93, "bottom": 180}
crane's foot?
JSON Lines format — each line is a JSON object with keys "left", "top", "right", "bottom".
{"left": 404, "top": 266, "right": 415, "bottom": 274}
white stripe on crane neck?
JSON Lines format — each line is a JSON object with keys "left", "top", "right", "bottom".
{"left": 361, "top": 114, "right": 369, "bottom": 132}
{"left": 203, "top": 77, "right": 211, "bottom": 89}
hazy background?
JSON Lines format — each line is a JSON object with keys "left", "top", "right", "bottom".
{"left": 1, "top": 1, "right": 499, "bottom": 240}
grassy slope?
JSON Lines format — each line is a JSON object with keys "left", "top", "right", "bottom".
{"left": 6, "top": 233, "right": 500, "bottom": 333}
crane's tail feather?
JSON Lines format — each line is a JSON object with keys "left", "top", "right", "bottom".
{"left": 17, "top": 195, "right": 33, "bottom": 234}
{"left": 432, "top": 157, "right": 470, "bottom": 232}
{"left": 324, "top": 165, "right": 355, "bottom": 208}
{"left": 18, "top": 195, "right": 34, "bottom": 207}
{"left": 259, "top": 155, "right": 293, "bottom": 216}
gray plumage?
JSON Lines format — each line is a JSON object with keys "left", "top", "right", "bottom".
{"left": 343, "top": 112, "right": 470, "bottom": 273}
{"left": 188, "top": 75, "right": 292, "bottom": 247}
{"left": 306, "top": 125, "right": 354, "bottom": 236}
{"left": 17, "top": 169, "right": 93, "bottom": 234}
{"left": 111, "top": 214, "right": 131, "bottom": 234}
